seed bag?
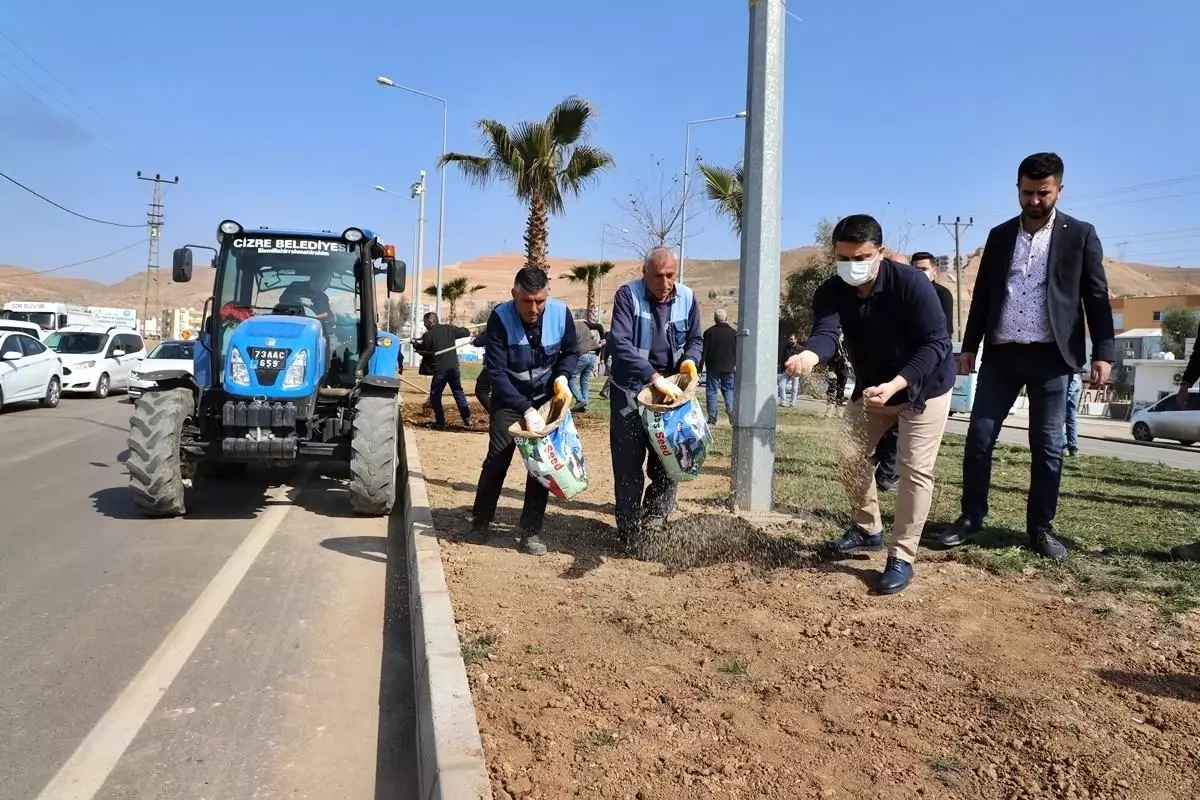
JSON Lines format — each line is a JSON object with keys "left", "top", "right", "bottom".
{"left": 509, "top": 395, "right": 589, "bottom": 500}
{"left": 636, "top": 372, "right": 712, "bottom": 482}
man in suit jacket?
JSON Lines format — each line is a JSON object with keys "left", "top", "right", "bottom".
{"left": 938, "top": 152, "right": 1115, "bottom": 559}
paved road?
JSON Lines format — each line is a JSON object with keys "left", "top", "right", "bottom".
{"left": 793, "top": 399, "right": 1200, "bottom": 471}
{"left": 0, "top": 395, "right": 415, "bottom": 800}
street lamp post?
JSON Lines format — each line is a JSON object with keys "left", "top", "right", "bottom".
{"left": 377, "top": 76, "right": 448, "bottom": 321}
{"left": 598, "top": 223, "right": 628, "bottom": 321}
{"left": 410, "top": 172, "right": 427, "bottom": 365}
{"left": 678, "top": 110, "right": 747, "bottom": 283}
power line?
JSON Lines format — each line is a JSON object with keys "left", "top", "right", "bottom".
{"left": 0, "top": 239, "right": 146, "bottom": 279}
{"left": 0, "top": 169, "right": 143, "bottom": 228}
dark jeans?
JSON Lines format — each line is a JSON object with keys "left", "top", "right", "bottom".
{"left": 610, "top": 389, "right": 677, "bottom": 542}
{"left": 470, "top": 407, "right": 549, "bottom": 533}
{"left": 430, "top": 367, "right": 471, "bottom": 426}
{"left": 705, "top": 370, "right": 735, "bottom": 423}
{"left": 475, "top": 369, "right": 491, "bottom": 415}
{"left": 961, "top": 342, "right": 1071, "bottom": 532}
{"left": 874, "top": 422, "right": 899, "bottom": 483}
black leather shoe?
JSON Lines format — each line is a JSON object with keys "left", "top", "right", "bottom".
{"left": 464, "top": 524, "right": 490, "bottom": 545}
{"left": 1030, "top": 526, "right": 1067, "bottom": 559}
{"left": 877, "top": 556, "right": 913, "bottom": 595}
{"left": 520, "top": 534, "right": 548, "bottom": 556}
{"left": 938, "top": 516, "right": 981, "bottom": 548}
{"left": 832, "top": 524, "right": 885, "bottom": 555}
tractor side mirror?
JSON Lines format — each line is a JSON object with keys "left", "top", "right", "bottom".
{"left": 386, "top": 258, "right": 407, "bottom": 294}
{"left": 172, "top": 248, "right": 194, "bottom": 283}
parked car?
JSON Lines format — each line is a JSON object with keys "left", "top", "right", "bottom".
{"left": 1131, "top": 389, "right": 1200, "bottom": 446}
{"left": 0, "top": 330, "right": 63, "bottom": 410}
{"left": 128, "top": 339, "right": 195, "bottom": 400}
{"left": 44, "top": 325, "right": 146, "bottom": 398}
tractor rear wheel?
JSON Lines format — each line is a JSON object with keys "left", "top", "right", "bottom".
{"left": 127, "top": 387, "right": 194, "bottom": 517}
{"left": 349, "top": 394, "right": 400, "bottom": 516}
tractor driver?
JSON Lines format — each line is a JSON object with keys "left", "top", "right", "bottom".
{"left": 279, "top": 269, "right": 333, "bottom": 324}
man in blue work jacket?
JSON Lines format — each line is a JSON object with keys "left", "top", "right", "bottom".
{"left": 467, "top": 267, "right": 580, "bottom": 556}
{"left": 608, "top": 246, "right": 704, "bottom": 555}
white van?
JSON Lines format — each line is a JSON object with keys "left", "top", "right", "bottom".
{"left": 0, "top": 301, "right": 99, "bottom": 341}
{"left": 1131, "top": 389, "right": 1200, "bottom": 446}
{"left": 44, "top": 325, "right": 147, "bottom": 398}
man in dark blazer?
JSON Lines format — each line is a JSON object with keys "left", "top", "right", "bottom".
{"left": 938, "top": 152, "right": 1115, "bottom": 559}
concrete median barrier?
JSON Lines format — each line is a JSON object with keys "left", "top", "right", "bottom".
{"left": 401, "top": 424, "right": 492, "bottom": 800}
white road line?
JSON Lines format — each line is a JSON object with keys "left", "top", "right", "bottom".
{"left": 34, "top": 477, "right": 306, "bottom": 800}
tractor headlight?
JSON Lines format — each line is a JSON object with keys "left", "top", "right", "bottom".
{"left": 281, "top": 350, "right": 308, "bottom": 389}
{"left": 342, "top": 227, "right": 365, "bottom": 243}
{"left": 218, "top": 220, "right": 243, "bottom": 237}
{"left": 229, "top": 348, "right": 251, "bottom": 385}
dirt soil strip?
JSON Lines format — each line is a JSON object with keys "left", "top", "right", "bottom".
{"left": 410, "top": 403, "right": 1200, "bottom": 800}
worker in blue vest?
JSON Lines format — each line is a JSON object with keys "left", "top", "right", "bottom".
{"left": 608, "top": 247, "right": 704, "bottom": 555}
{"left": 467, "top": 267, "right": 581, "bottom": 556}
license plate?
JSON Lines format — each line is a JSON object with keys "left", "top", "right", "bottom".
{"left": 248, "top": 347, "right": 290, "bottom": 370}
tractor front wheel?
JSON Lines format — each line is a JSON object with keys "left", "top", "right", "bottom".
{"left": 349, "top": 394, "right": 400, "bottom": 516}
{"left": 127, "top": 387, "right": 194, "bottom": 517}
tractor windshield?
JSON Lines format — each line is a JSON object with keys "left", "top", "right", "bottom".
{"left": 214, "top": 235, "right": 365, "bottom": 381}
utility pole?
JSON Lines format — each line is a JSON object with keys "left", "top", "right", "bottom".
{"left": 137, "top": 172, "right": 179, "bottom": 338}
{"left": 410, "top": 171, "right": 427, "bottom": 367}
{"left": 731, "top": 0, "right": 784, "bottom": 513}
{"left": 1116, "top": 241, "right": 1129, "bottom": 261}
{"left": 937, "top": 215, "right": 973, "bottom": 341}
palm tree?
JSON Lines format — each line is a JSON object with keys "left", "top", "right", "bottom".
{"left": 440, "top": 96, "right": 615, "bottom": 271}
{"left": 562, "top": 261, "right": 615, "bottom": 320}
{"left": 425, "top": 276, "right": 485, "bottom": 323}
{"left": 698, "top": 162, "right": 744, "bottom": 235}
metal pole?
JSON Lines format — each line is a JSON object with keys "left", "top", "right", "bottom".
{"left": 411, "top": 172, "right": 427, "bottom": 366}
{"left": 678, "top": 125, "right": 692, "bottom": 283}
{"left": 435, "top": 102, "right": 447, "bottom": 321}
{"left": 937, "top": 214, "right": 973, "bottom": 341}
{"left": 731, "top": 0, "right": 784, "bottom": 513}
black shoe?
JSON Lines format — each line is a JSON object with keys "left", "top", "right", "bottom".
{"left": 432, "top": 423, "right": 447, "bottom": 431}
{"left": 938, "top": 516, "right": 981, "bottom": 548}
{"left": 520, "top": 534, "right": 548, "bottom": 556}
{"left": 1029, "top": 526, "right": 1067, "bottom": 560}
{"left": 1066, "top": 447, "right": 1078, "bottom": 457}
{"left": 464, "top": 524, "right": 490, "bottom": 545}
{"left": 831, "top": 523, "right": 884, "bottom": 556}
{"left": 707, "top": 418, "right": 718, "bottom": 425}
{"left": 463, "top": 418, "right": 473, "bottom": 427}
{"left": 876, "top": 475, "right": 900, "bottom": 493}
{"left": 877, "top": 556, "right": 913, "bottom": 595}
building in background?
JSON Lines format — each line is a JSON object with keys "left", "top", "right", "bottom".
{"left": 1110, "top": 294, "right": 1200, "bottom": 334}
{"left": 163, "top": 307, "right": 204, "bottom": 339}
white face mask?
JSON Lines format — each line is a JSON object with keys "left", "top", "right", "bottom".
{"left": 836, "top": 257, "right": 877, "bottom": 287}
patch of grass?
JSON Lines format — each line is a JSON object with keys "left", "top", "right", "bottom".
{"left": 523, "top": 643, "right": 542, "bottom": 655}
{"left": 718, "top": 652, "right": 749, "bottom": 677}
{"left": 714, "top": 410, "right": 1200, "bottom": 619}
{"left": 575, "top": 728, "right": 619, "bottom": 751}
{"left": 985, "top": 693, "right": 1021, "bottom": 715}
{"left": 931, "top": 755, "right": 969, "bottom": 789}
{"left": 461, "top": 632, "right": 497, "bottom": 666}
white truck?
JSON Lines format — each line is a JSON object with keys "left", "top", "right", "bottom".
{"left": 0, "top": 301, "right": 100, "bottom": 341}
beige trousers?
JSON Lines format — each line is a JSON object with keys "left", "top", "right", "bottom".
{"left": 839, "top": 389, "right": 952, "bottom": 563}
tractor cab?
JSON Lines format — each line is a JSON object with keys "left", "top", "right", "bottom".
{"left": 125, "top": 220, "right": 409, "bottom": 518}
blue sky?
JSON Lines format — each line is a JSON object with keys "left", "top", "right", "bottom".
{"left": 2, "top": 0, "right": 1199, "bottom": 287}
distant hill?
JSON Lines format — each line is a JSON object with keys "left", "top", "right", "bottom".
{"left": 3, "top": 244, "right": 1198, "bottom": 325}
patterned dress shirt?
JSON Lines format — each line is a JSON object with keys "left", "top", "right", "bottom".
{"left": 995, "top": 209, "right": 1057, "bottom": 345}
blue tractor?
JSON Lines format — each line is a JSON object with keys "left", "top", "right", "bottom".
{"left": 127, "top": 220, "right": 407, "bottom": 516}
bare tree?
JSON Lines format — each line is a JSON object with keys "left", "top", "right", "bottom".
{"left": 613, "top": 156, "right": 706, "bottom": 259}
{"left": 888, "top": 220, "right": 926, "bottom": 258}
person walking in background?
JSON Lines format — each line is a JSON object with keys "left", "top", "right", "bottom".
{"left": 569, "top": 312, "right": 605, "bottom": 413}
{"left": 608, "top": 247, "right": 703, "bottom": 555}
{"left": 785, "top": 214, "right": 955, "bottom": 595}
{"left": 778, "top": 332, "right": 803, "bottom": 407}
{"left": 874, "top": 252, "right": 956, "bottom": 492}
{"left": 414, "top": 312, "right": 474, "bottom": 430}
{"left": 1063, "top": 371, "right": 1083, "bottom": 456}
{"left": 702, "top": 308, "right": 737, "bottom": 424}
{"left": 826, "top": 336, "right": 850, "bottom": 412}
{"left": 939, "top": 152, "right": 1116, "bottom": 559}
{"left": 467, "top": 267, "right": 580, "bottom": 556}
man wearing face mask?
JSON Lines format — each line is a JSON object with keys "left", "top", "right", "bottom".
{"left": 874, "top": 251, "right": 956, "bottom": 491}
{"left": 785, "top": 214, "right": 955, "bottom": 595}
{"left": 608, "top": 246, "right": 704, "bottom": 555}
{"left": 939, "top": 152, "right": 1115, "bottom": 559}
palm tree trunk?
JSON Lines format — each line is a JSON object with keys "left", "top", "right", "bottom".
{"left": 449, "top": 299, "right": 457, "bottom": 323}
{"left": 524, "top": 194, "right": 550, "bottom": 271}
{"left": 586, "top": 276, "right": 597, "bottom": 320}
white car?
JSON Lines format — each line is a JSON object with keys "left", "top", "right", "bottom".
{"left": 0, "top": 330, "right": 63, "bottom": 410}
{"left": 44, "top": 325, "right": 147, "bottom": 398}
{"left": 1131, "top": 389, "right": 1200, "bottom": 446}
{"left": 129, "top": 339, "right": 196, "bottom": 399}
